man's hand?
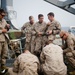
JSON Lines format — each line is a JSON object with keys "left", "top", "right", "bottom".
{"left": 6, "top": 24, "right": 10, "bottom": 28}
{"left": 48, "top": 30, "right": 52, "bottom": 35}
{"left": 2, "top": 29, "right": 7, "bottom": 33}
{"left": 38, "top": 32, "right": 42, "bottom": 36}
{"left": 47, "top": 22, "right": 51, "bottom": 26}
{"left": 38, "top": 32, "right": 42, "bottom": 35}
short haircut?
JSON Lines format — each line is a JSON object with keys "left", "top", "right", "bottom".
{"left": 47, "top": 12, "right": 54, "bottom": 17}
{"left": 60, "top": 30, "right": 68, "bottom": 35}
{"left": 0, "top": 8, "right": 6, "bottom": 14}
{"left": 38, "top": 14, "right": 43, "bottom": 18}
{"left": 29, "top": 16, "right": 33, "bottom": 20}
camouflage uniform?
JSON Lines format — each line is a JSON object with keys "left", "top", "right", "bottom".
{"left": 33, "top": 22, "right": 47, "bottom": 56}
{"left": 8, "top": 52, "right": 40, "bottom": 75}
{"left": 21, "top": 22, "right": 34, "bottom": 51}
{"left": 63, "top": 33, "right": 75, "bottom": 67}
{"left": 40, "top": 43, "right": 67, "bottom": 75}
{"left": 0, "top": 19, "right": 9, "bottom": 67}
{"left": 46, "top": 20, "right": 61, "bottom": 42}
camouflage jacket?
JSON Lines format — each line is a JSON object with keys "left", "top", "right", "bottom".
{"left": 46, "top": 20, "right": 61, "bottom": 35}
{"left": 13, "top": 52, "right": 40, "bottom": 75}
{"left": 32, "top": 21, "right": 47, "bottom": 36}
{"left": 63, "top": 33, "right": 75, "bottom": 53}
{"left": 21, "top": 22, "right": 35, "bottom": 42}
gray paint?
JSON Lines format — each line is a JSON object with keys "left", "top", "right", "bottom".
{"left": 44, "top": 0, "right": 75, "bottom": 15}
{"left": 1, "top": 0, "right": 13, "bottom": 11}
{"left": 0, "top": 0, "right": 1, "bottom": 8}
{"left": 44, "top": 0, "right": 75, "bottom": 7}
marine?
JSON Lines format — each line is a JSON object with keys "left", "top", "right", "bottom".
{"left": 0, "top": 8, "right": 10, "bottom": 72}
{"left": 60, "top": 31, "right": 75, "bottom": 67}
{"left": 46, "top": 12, "right": 61, "bottom": 43}
{"left": 32, "top": 14, "right": 47, "bottom": 57}
{"left": 40, "top": 36, "right": 67, "bottom": 75}
{"left": 8, "top": 50, "right": 40, "bottom": 75}
{"left": 21, "top": 16, "right": 35, "bottom": 52}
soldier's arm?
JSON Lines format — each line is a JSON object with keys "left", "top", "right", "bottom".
{"left": 40, "top": 50, "right": 45, "bottom": 64}
{"left": 13, "top": 58, "right": 19, "bottom": 73}
{"left": 21, "top": 23, "right": 27, "bottom": 30}
{"left": 52, "top": 22, "right": 61, "bottom": 35}
{"left": 40, "top": 50, "right": 46, "bottom": 73}
{"left": 0, "top": 29, "right": 8, "bottom": 33}
{"left": 41, "top": 28, "right": 48, "bottom": 36}
{"left": 5, "top": 19, "right": 10, "bottom": 31}
{"left": 31, "top": 25, "right": 37, "bottom": 35}
{"left": 0, "top": 20, "right": 8, "bottom": 33}
{"left": 36, "top": 58, "right": 40, "bottom": 74}
{"left": 5, "top": 24, "right": 10, "bottom": 31}
{"left": 63, "top": 38, "right": 74, "bottom": 53}
{"left": 67, "top": 38, "right": 74, "bottom": 51}
{"left": 0, "top": 30, "right": 2, "bottom": 33}
{"left": 0, "top": 26, "right": 3, "bottom": 33}
{"left": 31, "top": 26, "right": 36, "bottom": 35}
{"left": 61, "top": 40, "right": 67, "bottom": 49}
{"left": 40, "top": 23, "right": 48, "bottom": 36}
{"left": 63, "top": 48, "right": 72, "bottom": 54}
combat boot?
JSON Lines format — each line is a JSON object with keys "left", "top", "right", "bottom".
{"left": 1, "top": 65, "right": 8, "bottom": 74}
{"left": 69, "top": 71, "right": 75, "bottom": 75}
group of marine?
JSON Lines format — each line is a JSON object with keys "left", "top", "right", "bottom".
{"left": 0, "top": 8, "right": 75, "bottom": 75}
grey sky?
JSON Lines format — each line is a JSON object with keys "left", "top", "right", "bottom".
{"left": 13, "top": 0, "right": 75, "bottom": 28}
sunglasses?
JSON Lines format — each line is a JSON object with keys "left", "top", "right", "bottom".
{"left": 1, "top": 14, "right": 5, "bottom": 17}
{"left": 60, "top": 34, "right": 65, "bottom": 38}
{"left": 0, "top": 14, "right": 5, "bottom": 17}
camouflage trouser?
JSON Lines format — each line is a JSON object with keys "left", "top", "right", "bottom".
{"left": 34, "top": 36, "right": 47, "bottom": 56}
{"left": 25, "top": 34, "right": 31, "bottom": 51}
{"left": 0, "top": 41, "right": 8, "bottom": 66}
{"left": 31, "top": 36, "right": 36, "bottom": 53}
{"left": 25, "top": 42, "right": 31, "bottom": 51}
{"left": 34, "top": 36, "right": 43, "bottom": 57}
{"left": 42, "top": 36, "right": 47, "bottom": 48}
